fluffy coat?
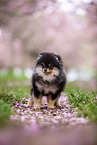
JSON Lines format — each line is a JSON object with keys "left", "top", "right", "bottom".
{"left": 27, "top": 52, "right": 67, "bottom": 109}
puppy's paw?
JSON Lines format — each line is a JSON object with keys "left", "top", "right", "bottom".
{"left": 34, "top": 98, "right": 41, "bottom": 109}
{"left": 48, "top": 104, "right": 54, "bottom": 109}
{"left": 27, "top": 98, "right": 33, "bottom": 107}
{"left": 54, "top": 102, "right": 61, "bottom": 107}
{"left": 34, "top": 105, "right": 41, "bottom": 109}
{"left": 47, "top": 98, "right": 55, "bottom": 109}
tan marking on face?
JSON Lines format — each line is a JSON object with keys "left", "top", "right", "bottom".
{"left": 47, "top": 68, "right": 51, "bottom": 73}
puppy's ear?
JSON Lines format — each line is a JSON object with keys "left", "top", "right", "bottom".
{"left": 37, "top": 53, "right": 44, "bottom": 60}
{"left": 54, "top": 54, "right": 63, "bottom": 64}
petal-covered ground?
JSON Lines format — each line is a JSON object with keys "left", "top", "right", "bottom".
{"left": 0, "top": 93, "right": 96, "bottom": 145}
{"left": 10, "top": 94, "right": 89, "bottom": 128}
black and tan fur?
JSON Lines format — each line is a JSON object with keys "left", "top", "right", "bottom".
{"left": 27, "top": 52, "right": 67, "bottom": 109}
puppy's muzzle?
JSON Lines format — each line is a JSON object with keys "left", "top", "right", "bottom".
{"left": 43, "top": 68, "right": 47, "bottom": 72}
{"left": 43, "top": 68, "right": 52, "bottom": 74}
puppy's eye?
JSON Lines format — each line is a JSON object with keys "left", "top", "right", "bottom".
{"left": 41, "top": 63, "right": 45, "bottom": 66}
{"left": 49, "top": 64, "right": 53, "bottom": 69}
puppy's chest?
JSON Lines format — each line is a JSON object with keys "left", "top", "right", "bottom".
{"left": 36, "top": 82, "right": 58, "bottom": 94}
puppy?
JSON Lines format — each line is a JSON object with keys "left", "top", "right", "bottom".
{"left": 27, "top": 52, "right": 67, "bottom": 109}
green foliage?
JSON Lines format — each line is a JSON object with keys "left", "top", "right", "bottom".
{"left": 0, "top": 86, "right": 30, "bottom": 126}
{"left": 66, "top": 84, "right": 97, "bottom": 123}
{"left": 0, "top": 86, "right": 30, "bottom": 104}
{"left": 0, "top": 100, "right": 12, "bottom": 125}
{"left": 0, "top": 70, "right": 27, "bottom": 86}
{"left": 0, "top": 72, "right": 30, "bottom": 125}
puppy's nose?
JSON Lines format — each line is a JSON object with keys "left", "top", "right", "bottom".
{"left": 44, "top": 68, "right": 47, "bottom": 72}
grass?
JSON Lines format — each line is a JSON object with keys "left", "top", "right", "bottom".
{"left": 65, "top": 86, "right": 97, "bottom": 123}
{"left": 0, "top": 73, "right": 30, "bottom": 125}
{"left": 0, "top": 73, "right": 97, "bottom": 125}
{"left": 0, "top": 99, "right": 12, "bottom": 125}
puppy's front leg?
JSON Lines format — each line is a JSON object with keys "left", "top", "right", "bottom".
{"left": 27, "top": 95, "right": 34, "bottom": 106}
{"left": 27, "top": 86, "right": 34, "bottom": 107}
{"left": 54, "top": 97, "right": 60, "bottom": 107}
{"left": 33, "top": 84, "right": 42, "bottom": 109}
{"left": 47, "top": 95, "right": 56, "bottom": 109}
{"left": 34, "top": 95, "right": 42, "bottom": 109}
{"left": 54, "top": 93, "right": 61, "bottom": 107}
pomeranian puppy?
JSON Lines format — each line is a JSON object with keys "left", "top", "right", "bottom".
{"left": 27, "top": 52, "right": 67, "bottom": 109}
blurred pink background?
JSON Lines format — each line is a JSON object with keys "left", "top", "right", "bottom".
{"left": 0, "top": 0, "right": 96, "bottom": 84}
